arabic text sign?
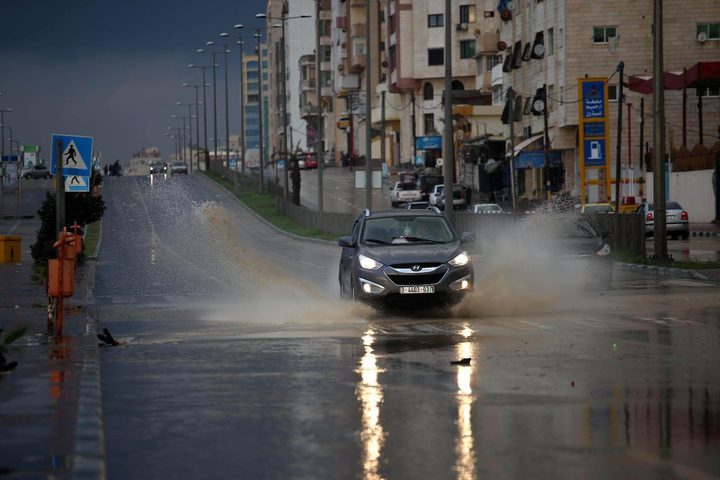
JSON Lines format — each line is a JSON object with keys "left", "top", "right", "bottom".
{"left": 582, "top": 81, "right": 605, "bottom": 119}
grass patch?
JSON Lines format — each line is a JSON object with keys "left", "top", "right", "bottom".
{"left": 203, "top": 171, "right": 338, "bottom": 242}
{"left": 614, "top": 251, "right": 720, "bottom": 270}
{"left": 84, "top": 221, "right": 101, "bottom": 257}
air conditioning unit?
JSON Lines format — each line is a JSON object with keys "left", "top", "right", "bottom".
{"left": 697, "top": 31, "right": 708, "bottom": 44}
{"left": 456, "top": 23, "right": 468, "bottom": 32}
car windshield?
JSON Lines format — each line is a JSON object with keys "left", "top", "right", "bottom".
{"left": 173, "top": 162, "right": 185, "bottom": 167}
{"left": 361, "top": 216, "right": 454, "bottom": 245}
{"left": 540, "top": 216, "right": 599, "bottom": 239}
{"left": 647, "top": 202, "right": 681, "bottom": 210}
{"left": 585, "top": 204, "right": 613, "bottom": 213}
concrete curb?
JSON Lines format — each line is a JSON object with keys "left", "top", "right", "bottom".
{"left": 690, "top": 231, "right": 720, "bottom": 238}
{"left": 614, "top": 261, "right": 711, "bottom": 281}
{"left": 72, "top": 230, "right": 106, "bottom": 479}
{"left": 200, "top": 173, "right": 337, "bottom": 246}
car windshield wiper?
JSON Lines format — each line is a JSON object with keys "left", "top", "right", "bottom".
{"left": 396, "top": 236, "right": 445, "bottom": 244}
{"left": 363, "top": 238, "right": 391, "bottom": 245}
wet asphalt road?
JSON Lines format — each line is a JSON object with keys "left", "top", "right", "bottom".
{"left": 96, "top": 174, "right": 720, "bottom": 480}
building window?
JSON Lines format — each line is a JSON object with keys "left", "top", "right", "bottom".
{"left": 459, "top": 40, "right": 475, "bottom": 59}
{"left": 247, "top": 94, "right": 259, "bottom": 104}
{"left": 547, "top": 28, "right": 554, "bottom": 56}
{"left": 608, "top": 84, "right": 618, "bottom": 102}
{"left": 320, "top": 19, "right": 332, "bottom": 37}
{"left": 424, "top": 113, "right": 435, "bottom": 135}
{"left": 487, "top": 54, "right": 501, "bottom": 70}
{"left": 548, "top": 85, "right": 555, "bottom": 112}
{"left": 593, "top": 26, "right": 617, "bottom": 44}
{"left": 389, "top": 14, "right": 396, "bottom": 35}
{"left": 697, "top": 23, "right": 720, "bottom": 40}
{"left": 320, "top": 71, "right": 332, "bottom": 87}
{"left": 428, "top": 14, "right": 443, "bottom": 28}
{"left": 354, "top": 40, "right": 366, "bottom": 56}
{"left": 459, "top": 5, "right": 476, "bottom": 24}
{"left": 452, "top": 80, "right": 465, "bottom": 90}
{"left": 423, "top": 82, "right": 434, "bottom": 100}
{"left": 700, "top": 86, "right": 720, "bottom": 97}
{"left": 428, "top": 48, "right": 444, "bottom": 66}
{"left": 476, "top": 56, "right": 483, "bottom": 74}
{"left": 320, "top": 45, "right": 332, "bottom": 62}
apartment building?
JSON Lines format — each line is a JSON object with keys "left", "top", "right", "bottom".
{"left": 499, "top": 0, "right": 720, "bottom": 203}
{"left": 242, "top": 44, "right": 270, "bottom": 168}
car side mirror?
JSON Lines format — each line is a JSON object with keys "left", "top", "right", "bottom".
{"left": 338, "top": 236, "right": 355, "bottom": 248}
{"left": 460, "top": 232, "right": 475, "bottom": 243}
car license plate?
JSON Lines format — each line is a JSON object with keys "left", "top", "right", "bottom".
{"left": 668, "top": 215, "right": 675, "bottom": 220}
{"left": 400, "top": 285, "right": 434, "bottom": 294}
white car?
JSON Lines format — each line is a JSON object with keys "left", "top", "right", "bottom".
{"left": 390, "top": 181, "right": 422, "bottom": 208}
{"left": 429, "top": 185, "right": 444, "bottom": 207}
{"left": 472, "top": 203, "right": 503, "bottom": 214}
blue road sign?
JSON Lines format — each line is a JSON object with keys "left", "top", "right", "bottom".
{"left": 65, "top": 175, "right": 90, "bottom": 192}
{"left": 584, "top": 139, "right": 606, "bottom": 167}
{"left": 582, "top": 81, "right": 605, "bottom": 119}
{"left": 51, "top": 134, "right": 93, "bottom": 176}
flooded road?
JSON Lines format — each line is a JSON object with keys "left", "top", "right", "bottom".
{"left": 96, "top": 175, "right": 720, "bottom": 479}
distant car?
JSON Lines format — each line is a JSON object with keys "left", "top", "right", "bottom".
{"left": 149, "top": 161, "right": 167, "bottom": 175}
{"left": 304, "top": 153, "right": 318, "bottom": 169}
{"left": 170, "top": 161, "right": 188, "bottom": 175}
{"left": 21, "top": 164, "right": 52, "bottom": 179}
{"left": 338, "top": 209, "right": 474, "bottom": 308}
{"left": 404, "top": 201, "right": 432, "bottom": 210}
{"left": 390, "top": 181, "right": 422, "bottom": 208}
{"left": 472, "top": 203, "right": 503, "bottom": 214}
{"left": 581, "top": 203, "right": 615, "bottom": 214}
{"left": 635, "top": 201, "right": 689, "bottom": 239}
{"left": 429, "top": 185, "right": 444, "bottom": 207}
{"left": 437, "top": 184, "right": 468, "bottom": 211}
{"left": 417, "top": 174, "right": 444, "bottom": 201}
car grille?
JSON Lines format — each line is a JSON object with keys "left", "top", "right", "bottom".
{"left": 386, "top": 273, "right": 445, "bottom": 286}
{"left": 390, "top": 263, "right": 442, "bottom": 269}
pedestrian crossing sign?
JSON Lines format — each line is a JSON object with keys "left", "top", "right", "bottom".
{"left": 65, "top": 175, "right": 90, "bottom": 192}
{"left": 50, "top": 134, "right": 93, "bottom": 177}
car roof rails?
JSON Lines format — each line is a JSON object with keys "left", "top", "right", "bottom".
{"left": 426, "top": 206, "right": 441, "bottom": 214}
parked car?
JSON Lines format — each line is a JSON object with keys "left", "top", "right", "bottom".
{"left": 21, "top": 164, "right": 52, "bottom": 179}
{"left": 304, "top": 153, "right": 318, "bottom": 169}
{"left": 149, "top": 161, "right": 167, "bottom": 175}
{"left": 635, "top": 201, "right": 689, "bottom": 239}
{"left": 337, "top": 209, "right": 474, "bottom": 308}
{"left": 472, "top": 203, "right": 503, "bottom": 214}
{"left": 170, "top": 161, "right": 188, "bottom": 175}
{"left": 417, "top": 174, "right": 444, "bottom": 201}
{"left": 437, "top": 184, "right": 468, "bottom": 211}
{"left": 581, "top": 203, "right": 615, "bottom": 214}
{"left": 428, "top": 185, "right": 444, "bottom": 207}
{"left": 390, "top": 181, "right": 422, "bottom": 208}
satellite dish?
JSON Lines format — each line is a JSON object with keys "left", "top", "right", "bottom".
{"left": 497, "top": 41, "right": 507, "bottom": 51}
{"left": 532, "top": 43, "right": 545, "bottom": 58}
{"left": 697, "top": 32, "right": 708, "bottom": 44}
{"left": 436, "top": 158, "right": 444, "bottom": 167}
{"left": 485, "top": 159, "right": 500, "bottom": 173}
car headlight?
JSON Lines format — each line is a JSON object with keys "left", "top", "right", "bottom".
{"left": 449, "top": 251, "right": 470, "bottom": 267}
{"left": 358, "top": 254, "right": 382, "bottom": 270}
{"left": 596, "top": 244, "right": 611, "bottom": 256}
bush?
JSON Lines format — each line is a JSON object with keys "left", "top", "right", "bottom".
{"left": 31, "top": 192, "right": 106, "bottom": 266}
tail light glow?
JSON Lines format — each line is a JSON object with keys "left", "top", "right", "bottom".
{"left": 681, "top": 211, "right": 688, "bottom": 221}
{"left": 647, "top": 211, "right": 654, "bottom": 221}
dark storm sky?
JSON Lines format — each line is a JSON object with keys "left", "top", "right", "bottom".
{"left": 0, "top": 0, "right": 267, "bottom": 163}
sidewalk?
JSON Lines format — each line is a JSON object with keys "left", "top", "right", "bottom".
{"left": 690, "top": 222, "right": 720, "bottom": 237}
{"left": 0, "top": 182, "right": 104, "bottom": 479}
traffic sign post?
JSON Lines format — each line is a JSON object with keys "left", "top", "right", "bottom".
{"left": 50, "top": 134, "right": 93, "bottom": 177}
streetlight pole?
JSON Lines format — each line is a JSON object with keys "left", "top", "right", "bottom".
{"left": 182, "top": 83, "right": 203, "bottom": 172}
{"left": 442, "top": 0, "right": 455, "bottom": 225}
{"left": 364, "top": 0, "right": 372, "bottom": 210}
{"left": 172, "top": 115, "right": 187, "bottom": 163}
{"left": 177, "top": 102, "right": 194, "bottom": 167}
{"left": 233, "top": 25, "right": 247, "bottom": 176}
{"left": 219, "top": 34, "right": 233, "bottom": 176}
{"left": 189, "top": 64, "right": 212, "bottom": 171}
{"left": 254, "top": 29, "right": 265, "bottom": 193}
{"left": 315, "top": 0, "right": 324, "bottom": 214}
{"left": 256, "top": 12, "right": 311, "bottom": 201}
{"left": 0, "top": 108, "right": 12, "bottom": 156}
{"left": 198, "top": 46, "right": 219, "bottom": 171}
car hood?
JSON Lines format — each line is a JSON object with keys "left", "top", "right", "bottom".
{"left": 361, "top": 241, "right": 463, "bottom": 265}
{"left": 555, "top": 236, "right": 605, "bottom": 256}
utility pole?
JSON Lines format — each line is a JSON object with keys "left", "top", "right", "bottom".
{"left": 652, "top": 0, "right": 667, "bottom": 259}
{"left": 442, "top": 0, "right": 454, "bottom": 225}
{"left": 364, "top": 0, "right": 372, "bottom": 210}
{"left": 615, "top": 62, "right": 625, "bottom": 214}
{"left": 542, "top": 83, "right": 551, "bottom": 200}
{"left": 316, "top": 0, "right": 324, "bottom": 215}
{"left": 55, "top": 140, "right": 64, "bottom": 233}
{"left": 507, "top": 88, "right": 517, "bottom": 211}
{"left": 381, "top": 90, "right": 386, "bottom": 167}
{"left": 411, "top": 90, "right": 417, "bottom": 161}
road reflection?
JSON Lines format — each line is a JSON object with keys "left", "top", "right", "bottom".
{"left": 455, "top": 325, "right": 477, "bottom": 480}
{"left": 357, "top": 329, "right": 386, "bottom": 480}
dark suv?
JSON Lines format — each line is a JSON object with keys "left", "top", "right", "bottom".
{"left": 338, "top": 209, "right": 474, "bottom": 308}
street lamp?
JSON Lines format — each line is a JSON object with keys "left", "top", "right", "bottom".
{"left": 256, "top": 11, "right": 311, "bottom": 201}
{"left": 254, "top": 29, "right": 266, "bottom": 193}
{"left": 183, "top": 82, "right": 207, "bottom": 173}
{"left": 165, "top": 131, "right": 178, "bottom": 162}
{"left": 232, "top": 25, "right": 247, "bottom": 176}
{"left": 171, "top": 115, "right": 188, "bottom": 163}
{"left": 218, "top": 34, "right": 234, "bottom": 174}
{"left": 177, "top": 101, "right": 194, "bottom": 169}
{"left": 188, "top": 64, "right": 213, "bottom": 171}
{"left": 198, "top": 43, "right": 224, "bottom": 171}
{"left": 0, "top": 108, "right": 13, "bottom": 156}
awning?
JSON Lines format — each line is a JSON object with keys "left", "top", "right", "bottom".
{"left": 505, "top": 134, "right": 543, "bottom": 158}
{"left": 628, "top": 61, "right": 720, "bottom": 94}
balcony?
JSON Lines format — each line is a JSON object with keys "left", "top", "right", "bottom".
{"left": 301, "top": 79, "right": 317, "bottom": 91}
{"left": 477, "top": 31, "right": 500, "bottom": 54}
{"left": 350, "top": 22, "right": 366, "bottom": 38}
